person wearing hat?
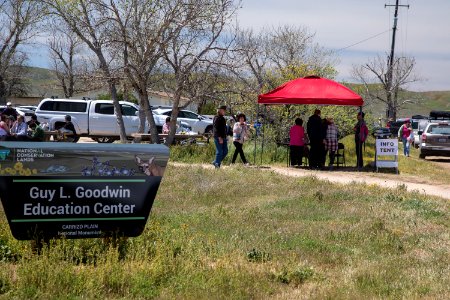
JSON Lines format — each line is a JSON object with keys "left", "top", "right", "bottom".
{"left": 212, "top": 105, "right": 228, "bottom": 168}
{"left": 353, "top": 111, "right": 368, "bottom": 170}
{"left": 2, "top": 102, "right": 18, "bottom": 119}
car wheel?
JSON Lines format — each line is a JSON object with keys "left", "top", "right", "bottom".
{"left": 419, "top": 153, "right": 426, "bottom": 159}
{"left": 96, "top": 137, "right": 115, "bottom": 143}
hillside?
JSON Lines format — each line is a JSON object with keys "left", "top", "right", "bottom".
{"left": 21, "top": 67, "right": 450, "bottom": 118}
{"left": 21, "top": 66, "right": 61, "bottom": 97}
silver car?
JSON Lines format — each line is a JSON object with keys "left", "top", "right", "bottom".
{"left": 411, "top": 118, "right": 429, "bottom": 148}
{"left": 419, "top": 121, "right": 450, "bottom": 159}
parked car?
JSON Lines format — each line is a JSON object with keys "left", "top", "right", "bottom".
{"left": 387, "top": 118, "right": 410, "bottom": 137}
{"left": 17, "top": 105, "right": 38, "bottom": 112}
{"left": 411, "top": 115, "right": 429, "bottom": 148}
{"left": 372, "top": 127, "right": 393, "bottom": 139}
{"left": 35, "top": 98, "right": 143, "bottom": 143}
{"left": 429, "top": 110, "right": 450, "bottom": 120}
{"left": 152, "top": 108, "right": 213, "bottom": 134}
{"left": 418, "top": 121, "right": 450, "bottom": 159}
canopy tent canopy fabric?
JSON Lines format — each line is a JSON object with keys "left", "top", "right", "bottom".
{"left": 258, "top": 76, "right": 363, "bottom": 106}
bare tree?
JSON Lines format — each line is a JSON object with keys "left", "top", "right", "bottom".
{"left": 227, "top": 25, "right": 337, "bottom": 121}
{"left": 232, "top": 25, "right": 336, "bottom": 97}
{"left": 352, "top": 54, "right": 419, "bottom": 120}
{"left": 47, "top": 21, "right": 87, "bottom": 98}
{"left": 44, "top": 0, "right": 128, "bottom": 142}
{"left": 0, "top": 0, "right": 43, "bottom": 103}
{"left": 104, "top": 0, "right": 189, "bottom": 143}
{"left": 161, "top": 0, "right": 239, "bottom": 145}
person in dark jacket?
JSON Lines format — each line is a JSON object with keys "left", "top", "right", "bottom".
{"left": 1, "top": 102, "right": 18, "bottom": 119}
{"left": 354, "top": 111, "right": 369, "bottom": 170}
{"left": 212, "top": 105, "right": 228, "bottom": 168}
{"left": 307, "top": 109, "right": 326, "bottom": 169}
{"left": 59, "top": 115, "right": 78, "bottom": 142}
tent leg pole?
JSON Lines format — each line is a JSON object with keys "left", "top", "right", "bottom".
{"left": 253, "top": 103, "right": 259, "bottom": 165}
{"left": 260, "top": 105, "right": 266, "bottom": 165}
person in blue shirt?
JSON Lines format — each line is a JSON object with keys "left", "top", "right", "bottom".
{"left": 7, "top": 115, "right": 28, "bottom": 141}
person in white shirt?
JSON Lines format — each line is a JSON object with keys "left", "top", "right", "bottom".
{"left": 8, "top": 115, "right": 28, "bottom": 141}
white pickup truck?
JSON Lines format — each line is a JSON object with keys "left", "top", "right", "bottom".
{"left": 35, "top": 98, "right": 143, "bottom": 143}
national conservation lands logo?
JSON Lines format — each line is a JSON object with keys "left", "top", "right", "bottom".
{"left": 0, "top": 142, "right": 169, "bottom": 240}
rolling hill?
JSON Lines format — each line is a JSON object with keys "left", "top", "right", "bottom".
{"left": 21, "top": 66, "right": 450, "bottom": 118}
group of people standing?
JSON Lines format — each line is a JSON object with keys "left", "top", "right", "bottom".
{"left": 212, "top": 105, "right": 370, "bottom": 171}
{"left": 289, "top": 109, "right": 368, "bottom": 170}
{"left": 289, "top": 109, "right": 340, "bottom": 170}
{"left": 212, "top": 105, "right": 249, "bottom": 168}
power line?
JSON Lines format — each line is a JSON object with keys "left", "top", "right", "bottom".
{"left": 335, "top": 29, "right": 392, "bottom": 52}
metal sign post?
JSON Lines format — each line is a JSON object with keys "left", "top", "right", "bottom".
{"left": 375, "top": 139, "right": 399, "bottom": 174}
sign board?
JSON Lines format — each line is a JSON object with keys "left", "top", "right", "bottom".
{"left": 0, "top": 142, "right": 169, "bottom": 240}
{"left": 375, "top": 139, "right": 398, "bottom": 170}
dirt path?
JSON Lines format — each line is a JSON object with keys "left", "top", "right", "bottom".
{"left": 269, "top": 166, "right": 450, "bottom": 200}
{"left": 172, "top": 162, "right": 450, "bottom": 200}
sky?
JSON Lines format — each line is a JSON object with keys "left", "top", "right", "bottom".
{"left": 237, "top": 0, "right": 450, "bottom": 91}
{"left": 27, "top": 0, "right": 450, "bottom": 92}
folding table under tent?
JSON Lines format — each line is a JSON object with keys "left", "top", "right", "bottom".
{"left": 254, "top": 75, "right": 364, "bottom": 165}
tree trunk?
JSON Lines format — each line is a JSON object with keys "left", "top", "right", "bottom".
{"left": 137, "top": 89, "right": 160, "bottom": 144}
{"left": 109, "top": 81, "right": 128, "bottom": 143}
{"left": 0, "top": 75, "right": 7, "bottom": 104}
{"left": 165, "top": 92, "right": 182, "bottom": 146}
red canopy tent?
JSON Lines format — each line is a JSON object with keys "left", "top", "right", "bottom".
{"left": 253, "top": 76, "right": 364, "bottom": 165}
{"left": 258, "top": 76, "right": 363, "bottom": 106}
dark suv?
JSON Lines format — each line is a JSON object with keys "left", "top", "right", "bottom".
{"left": 387, "top": 118, "right": 410, "bottom": 136}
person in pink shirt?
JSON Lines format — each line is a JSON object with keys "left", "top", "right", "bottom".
{"left": 400, "top": 120, "right": 412, "bottom": 157}
{"left": 289, "top": 118, "right": 305, "bottom": 167}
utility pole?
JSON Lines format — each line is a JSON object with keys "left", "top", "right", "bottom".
{"left": 385, "top": 0, "right": 409, "bottom": 120}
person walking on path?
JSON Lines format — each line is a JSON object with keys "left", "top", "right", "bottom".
{"left": 325, "top": 117, "right": 339, "bottom": 170}
{"left": 354, "top": 112, "right": 368, "bottom": 170}
{"left": 307, "top": 109, "right": 325, "bottom": 169}
{"left": 398, "top": 120, "right": 412, "bottom": 157}
{"left": 289, "top": 118, "right": 305, "bottom": 167}
{"left": 231, "top": 113, "right": 249, "bottom": 165}
{"left": 212, "top": 105, "right": 228, "bottom": 168}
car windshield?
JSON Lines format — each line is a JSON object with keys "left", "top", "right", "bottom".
{"left": 428, "top": 125, "right": 450, "bottom": 135}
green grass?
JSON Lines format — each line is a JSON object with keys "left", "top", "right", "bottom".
{"left": 0, "top": 165, "right": 449, "bottom": 299}
{"left": 171, "top": 135, "right": 450, "bottom": 185}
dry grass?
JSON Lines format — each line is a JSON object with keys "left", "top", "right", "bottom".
{"left": 0, "top": 164, "right": 448, "bottom": 299}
